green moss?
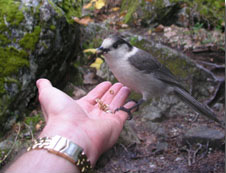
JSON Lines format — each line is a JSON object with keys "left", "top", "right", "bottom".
{"left": 0, "top": 0, "right": 25, "bottom": 48}
{"left": 0, "top": 34, "right": 10, "bottom": 45}
{"left": 24, "top": 113, "right": 44, "bottom": 131}
{"left": 50, "top": 0, "right": 82, "bottom": 23}
{"left": 48, "top": 0, "right": 64, "bottom": 17}
{"left": 50, "top": 25, "right": 56, "bottom": 30}
{"left": 121, "top": 0, "right": 140, "bottom": 24}
{"left": 120, "top": 0, "right": 224, "bottom": 28}
{"left": 0, "top": 0, "right": 24, "bottom": 28}
{"left": 0, "top": 0, "right": 31, "bottom": 95}
{"left": 0, "top": 47, "right": 29, "bottom": 95}
{"left": 169, "top": 0, "right": 225, "bottom": 28}
{"left": 19, "top": 26, "right": 41, "bottom": 51}
{"left": 130, "top": 38, "right": 195, "bottom": 79}
{"left": 25, "top": 114, "right": 43, "bottom": 125}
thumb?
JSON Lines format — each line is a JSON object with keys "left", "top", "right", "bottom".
{"left": 36, "top": 78, "right": 52, "bottom": 94}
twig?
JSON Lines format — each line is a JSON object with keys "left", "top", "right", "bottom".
{"left": 119, "top": 143, "right": 128, "bottom": 153}
{"left": 0, "top": 123, "right": 21, "bottom": 164}
{"left": 192, "top": 143, "right": 202, "bottom": 164}
{"left": 191, "top": 112, "right": 199, "bottom": 122}
{"left": 24, "top": 123, "right": 34, "bottom": 141}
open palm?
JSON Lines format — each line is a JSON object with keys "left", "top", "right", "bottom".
{"left": 36, "top": 79, "right": 134, "bottom": 165}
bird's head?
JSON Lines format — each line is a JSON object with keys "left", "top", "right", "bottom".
{"left": 97, "top": 35, "right": 133, "bottom": 58}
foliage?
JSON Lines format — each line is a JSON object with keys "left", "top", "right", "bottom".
{"left": 121, "top": 0, "right": 140, "bottom": 24}
{"left": 84, "top": 0, "right": 106, "bottom": 10}
{"left": 170, "top": 0, "right": 225, "bottom": 28}
{"left": 120, "top": 0, "right": 224, "bottom": 29}
{"left": 52, "top": 0, "right": 82, "bottom": 23}
{"left": 24, "top": 113, "right": 44, "bottom": 131}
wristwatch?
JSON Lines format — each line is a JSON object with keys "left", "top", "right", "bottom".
{"left": 27, "top": 135, "right": 92, "bottom": 172}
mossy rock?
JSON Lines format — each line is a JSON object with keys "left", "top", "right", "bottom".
{"left": 0, "top": 0, "right": 82, "bottom": 133}
{"left": 121, "top": 0, "right": 224, "bottom": 29}
{"left": 121, "top": 0, "right": 181, "bottom": 26}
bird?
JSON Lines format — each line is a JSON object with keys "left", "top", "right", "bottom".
{"left": 96, "top": 34, "right": 224, "bottom": 127}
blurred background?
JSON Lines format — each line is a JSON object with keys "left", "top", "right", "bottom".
{"left": 0, "top": 0, "right": 225, "bottom": 172}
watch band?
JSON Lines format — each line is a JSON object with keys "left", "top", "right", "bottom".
{"left": 27, "top": 135, "right": 92, "bottom": 172}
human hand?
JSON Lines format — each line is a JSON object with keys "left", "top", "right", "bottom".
{"left": 36, "top": 79, "right": 135, "bottom": 165}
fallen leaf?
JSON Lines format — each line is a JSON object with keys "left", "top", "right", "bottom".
{"left": 121, "top": 23, "right": 129, "bottom": 28}
{"left": 147, "top": 29, "right": 152, "bottom": 35}
{"left": 95, "top": 0, "right": 105, "bottom": 9}
{"left": 111, "top": 7, "right": 120, "bottom": 12}
{"left": 35, "top": 120, "right": 43, "bottom": 131}
{"left": 83, "top": 0, "right": 96, "bottom": 9}
{"left": 155, "top": 24, "right": 164, "bottom": 32}
{"left": 83, "top": 2, "right": 93, "bottom": 9}
{"left": 73, "top": 16, "right": 94, "bottom": 26}
{"left": 116, "top": 21, "right": 129, "bottom": 28}
{"left": 90, "top": 58, "right": 103, "bottom": 70}
{"left": 83, "top": 48, "right": 97, "bottom": 54}
{"left": 120, "top": 11, "right": 127, "bottom": 17}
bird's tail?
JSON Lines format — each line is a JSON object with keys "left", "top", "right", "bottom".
{"left": 173, "top": 87, "right": 225, "bottom": 128}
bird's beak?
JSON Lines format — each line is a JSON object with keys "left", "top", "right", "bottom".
{"left": 96, "top": 47, "right": 104, "bottom": 55}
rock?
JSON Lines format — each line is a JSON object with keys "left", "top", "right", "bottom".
{"left": 0, "top": 0, "right": 82, "bottom": 132}
{"left": 121, "top": 0, "right": 181, "bottom": 26}
{"left": 175, "top": 6, "right": 190, "bottom": 27}
{"left": 182, "top": 126, "right": 225, "bottom": 147}
{"left": 118, "top": 121, "right": 141, "bottom": 146}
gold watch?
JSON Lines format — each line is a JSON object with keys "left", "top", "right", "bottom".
{"left": 27, "top": 135, "right": 92, "bottom": 172}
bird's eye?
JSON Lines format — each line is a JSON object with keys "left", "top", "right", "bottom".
{"left": 113, "top": 43, "right": 118, "bottom": 49}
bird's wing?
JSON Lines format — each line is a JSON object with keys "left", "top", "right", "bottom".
{"left": 128, "top": 49, "right": 187, "bottom": 91}
{"left": 128, "top": 49, "right": 161, "bottom": 73}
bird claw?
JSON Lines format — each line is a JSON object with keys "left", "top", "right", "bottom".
{"left": 114, "top": 106, "right": 134, "bottom": 120}
{"left": 114, "top": 99, "right": 145, "bottom": 120}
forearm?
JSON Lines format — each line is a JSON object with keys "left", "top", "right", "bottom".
{"left": 6, "top": 149, "right": 80, "bottom": 173}
{"left": 6, "top": 123, "right": 99, "bottom": 173}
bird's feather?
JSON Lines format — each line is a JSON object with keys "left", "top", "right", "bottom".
{"left": 128, "top": 48, "right": 187, "bottom": 91}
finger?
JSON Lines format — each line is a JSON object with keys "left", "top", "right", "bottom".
{"left": 36, "top": 78, "right": 52, "bottom": 94}
{"left": 100, "top": 83, "right": 123, "bottom": 104}
{"left": 81, "top": 81, "right": 112, "bottom": 105}
{"left": 36, "top": 78, "right": 52, "bottom": 121}
{"left": 110, "top": 86, "right": 131, "bottom": 109}
{"left": 116, "top": 101, "right": 136, "bottom": 123}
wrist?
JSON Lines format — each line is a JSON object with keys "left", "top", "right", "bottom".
{"left": 39, "top": 120, "right": 99, "bottom": 166}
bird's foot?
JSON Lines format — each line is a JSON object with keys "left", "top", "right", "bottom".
{"left": 114, "top": 99, "right": 144, "bottom": 120}
{"left": 114, "top": 106, "right": 134, "bottom": 120}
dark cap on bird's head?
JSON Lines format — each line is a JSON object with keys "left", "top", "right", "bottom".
{"left": 97, "top": 34, "right": 132, "bottom": 55}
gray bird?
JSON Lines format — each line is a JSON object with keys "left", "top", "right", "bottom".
{"left": 97, "top": 35, "right": 224, "bottom": 127}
